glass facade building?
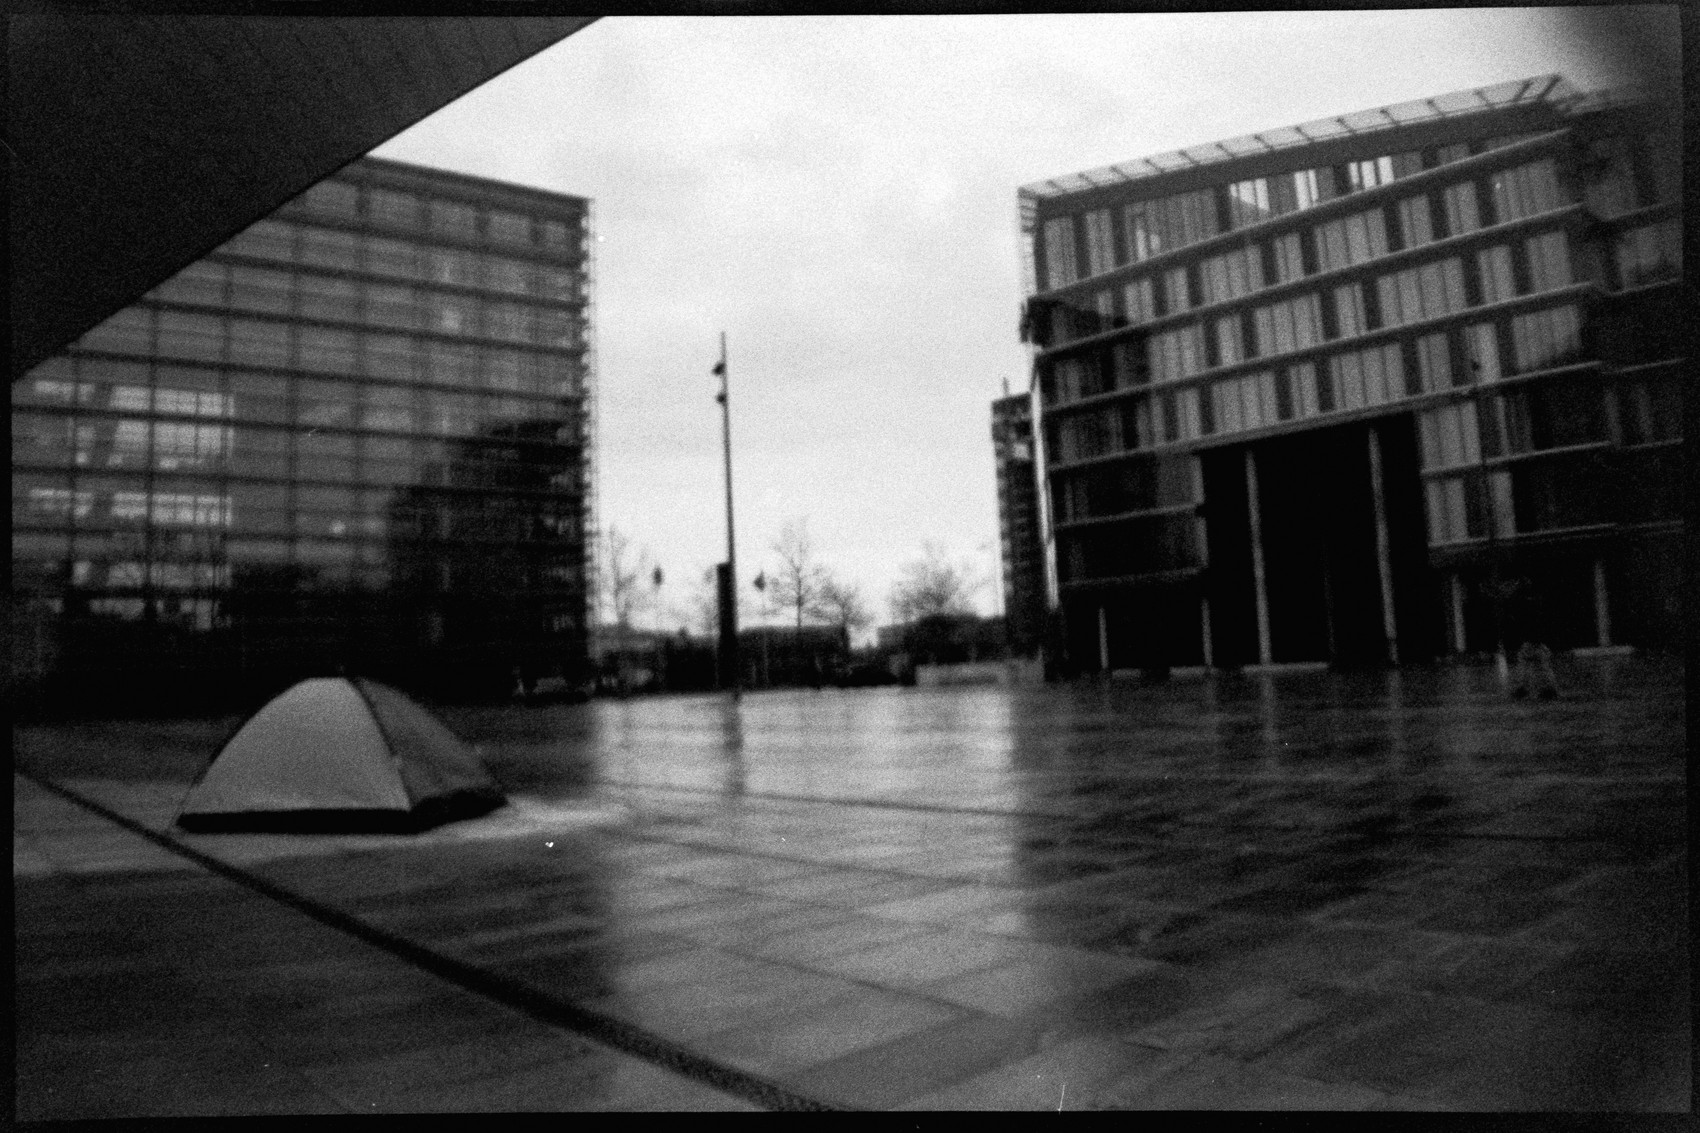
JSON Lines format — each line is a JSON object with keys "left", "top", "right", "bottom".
{"left": 11, "top": 157, "right": 595, "bottom": 712}
{"left": 1019, "top": 77, "right": 1682, "bottom": 672}
{"left": 991, "top": 391, "right": 1047, "bottom": 657}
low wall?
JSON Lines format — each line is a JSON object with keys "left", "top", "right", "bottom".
{"left": 914, "top": 659, "right": 1044, "bottom": 687}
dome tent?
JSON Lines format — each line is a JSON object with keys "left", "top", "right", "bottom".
{"left": 177, "top": 677, "right": 506, "bottom": 833}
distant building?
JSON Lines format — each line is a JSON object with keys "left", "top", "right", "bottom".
{"left": 11, "top": 156, "right": 596, "bottom": 711}
{"left": 991, "top": 390, "right": 1047, "bottom": 657}
{"left": 1019, "top": 76, "right": 1681, "bottom": 673}
{"left": 742, "top": 623, "right": 851, "bottom": 689}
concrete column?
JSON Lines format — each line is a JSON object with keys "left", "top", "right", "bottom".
{"left": 1244, "top": 449, "right": 1272, "bottom": 665}
{"left": 1097, "top": 603, "right": 1110, "bottom": 673}
{"left": 1367, "top": 427, "right": 1399, "bottom": 666}
{"left": 1593, "top": 558, "right": 1613, "bottom": 647}
{"left": 1200, "top": 595, "right": 1214, "bottom": 670}
{"left": 1449, "top": 572, "right": 1467, "bottom": 654}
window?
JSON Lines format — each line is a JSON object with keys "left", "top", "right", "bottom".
{"left": 1093, "top": 290, "right": 1116, "bottom": 330}
{"left": 228, "top": 265, "right": 292, "bottom": 315}
{"left": 1490, "top": 160, "right": 1564, "bottom": 223}
{"left": 1122, "top": 278, "right": 1158, "bottom": 325}
{"left": 1149, "top": 324, "right": 1204, "bottom": 384}
{"left": 425, "top": 292, "right": 476, "bottom": 336}
{"left": 487, "top": 210, "right": 532, "bottom": 245}
{"left": 296, "top": 432, "right": 356, "bottom": 481}
{"left": 1083, "top": 209, "right": 1116, "bottom": 275}
{"left": 1251, "top": 294, "right": 1322, "bottom": 357}
{"left": 1110, "top": 340, "right": 1150, "bottom": 389}
{"left": 364, "top": 335, "right": 415, "bottom": 381}
{"left": 297, "top": 274, "right": 358, "bottom": 324}
{"left": 1227, "top": 177, "right": 1272, "bottom": 229}
{"left": 298, "top": 326, "right": 356, "bottom": 374}
{"left": 1212, "top": 370, "right": 1276, "bottom": 436}
{"left": 1508, "top": 305, "right": 1581, "bottom": 373}
{"left": 1330, "top": 344, "right": 1403, "bottom": 412}
{"left": 1397, "top": 196, "right": 1434, "bottom": 248}
{"left": 485, "top": 257, "right": 532, "bottom": 295}
{"left": 1333, "top": 283, "right": 1367, "bottom": 339}
{"left": 1615, "top": 221, "right": 1680, "bottom": 288}
{"left": 1286, "top": 362, "right": 1321, "bottom": 418}
{"left": 429, "top": 201, "right": 479, "bottom": 240}
{"left": 1048, "top": 356, "right": 1093, "bottom": 404}
{"left": 365, "top": 283, "right": 416, "bottom": 330}
{"left": 228, "top": 372, "right": 289, "bottom": 424}
{"left": 78, "top": 308, "right": 153, "bottom": 355}
{"left": 1477, "top": 245, "right": 1516, "bottom": 305}
{"left": 426, "top": 343, "right": 479, "bottom": 389}
{"left": 365, "top": 236, "right": 417, "bottom": 278}
{"left": 153, "top": 261, "right": 226, "bottom": 307}
{"left": 1463, "top": 322, "right": 1502, "bottom": 383}
{"left": 1174, "top": 386, "right": 1201, "bottom": 442}
{"left": 361, "top": 382, "right": 418, "bottom": 433}
{"left": 223, "top": 219, "right": 296, "bottom": 262}
{"left": 1418, "top": 403, "right": 1480, "bottom": 471}
{"left": 1376, "top": 258, "right": 1466, "bottom": 328}
{"left": 1414, "top": 332, "right": 1452, "bottom": 393}
{"left": 302, "top": 180, "right": 359, "bottom": 219}
{"left": 1270, "top": 233, "right": 1305, "bottom": 284}
{"left": 155, "top": 311, "right": 224, "bottom": 362}
{"left": 1163, "top": 267, "right": 1192, "bottom": 314}
{"left": 1042, "top": 217, "right": 1078, "bottom": 288}
{"left": 1315, "top": 210, "right": 1388, "bottom": 272}
{"left": 1442, "top": 181, "right": 1480, "bottom": 236}
{"left": 1212, "top": 315, "right": 1246, "bottom": 367}
{"left": 1346, "top": 155, "right": 1395, "bottom": 192}
{"left": 1524, "top": 231, "right": 1572, "bottom": 293}
{"left": 226, "top": 318, "right": 291, "bottom": 369}
{"left": 1289, "top": 168, "right": 1322, "bottom": 211}
{"left": 427, "top": 248, "right": 481, "bottom": 288}
{"left": 1124, "top": 189, "right": 1219, "bottom": 262}
{"left": 299, "top": 227, "right": 360, "bottom": 271}
{"left": 1200, "top": 246, "right": 1263, "bottom": 305}
{"left": 535, "top": 311, "right": 578, "bottom": 349}
{"left": 367, "top": 189, "right": 419, "bottom": 228}
{"left": 1617, "top": 373, "right": 1682, "bottom": 445}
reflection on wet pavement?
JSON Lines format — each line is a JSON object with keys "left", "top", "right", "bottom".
{"left": 14, "top": 653, "right": 1688, "bottom": 1112}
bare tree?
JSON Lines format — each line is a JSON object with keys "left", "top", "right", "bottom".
{"left": 888, "top": 542, "right": 981, "bottom": 624}
{"left": 602, "top": 526, "right": 654, "bottom": 632}
{"left": 818, "top": 574, "right": 871, "bottom": 640}
{"left": 768, "top": 518, "right": 829, "bottom": 633}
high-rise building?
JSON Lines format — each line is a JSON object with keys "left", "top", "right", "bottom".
{"left": 11, "top": 157, "right": 596, "bottom": 712}
{"left": 1018, "top": 76, "right": 1681, "bottom": 674}
{"left": 990, "top": 390, "right": 1047, "bottom": 658}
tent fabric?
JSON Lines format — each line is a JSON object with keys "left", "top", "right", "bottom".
{"left": 177, "top": 677, "right": 505, "bottom": 833}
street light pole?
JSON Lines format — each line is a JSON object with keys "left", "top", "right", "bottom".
{"left": 716, "top": 333, "right": 741, "bottom": 701}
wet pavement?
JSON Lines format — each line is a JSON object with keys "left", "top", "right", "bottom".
{"left": 14, "top": 653, "right": 1690, "bottom": 1113}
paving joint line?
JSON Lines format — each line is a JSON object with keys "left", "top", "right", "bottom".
{"left": 14, "top": 767, "right": 851, "bottom": 1114}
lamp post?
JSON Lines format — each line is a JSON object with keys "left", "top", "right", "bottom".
{"left": 715, "top": 334, "right": 741, "bottom": 701}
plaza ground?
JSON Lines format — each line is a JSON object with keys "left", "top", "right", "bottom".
{"left": 14, "top": 652, "right": 1689, "bottom": 1113}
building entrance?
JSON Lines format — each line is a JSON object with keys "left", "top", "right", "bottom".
{"left": 1204, "top": 417, "right": 1434, "bottom": 668}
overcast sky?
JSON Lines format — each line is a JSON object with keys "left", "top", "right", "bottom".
{"left": 374, "top": 8, "right": 1671, "bottom": 633}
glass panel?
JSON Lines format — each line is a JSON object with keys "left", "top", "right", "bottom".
{"left": 487, "top": 210, "right": 532, "bottom": 245}
{"left": 429, "top": 201, "right": 480, "bottom": 241}
{"left": 222, "top": 219, "right": 296, "bottom": 262}
{"left": 299, "top": 227, "right": 360, "bottom": 271}
{"left": 298, "top": 326, "right": 357, "bottom": 375}
{"left": 78, "top": 308, "right": 153, "bottom": 355}
{"left": 155, "top": 310, "right": 224, "bottom": 362}
{"left": 368, "top": 188, "right": 419, "bottom": 228}
{"left": 302, "top": 179, "right": 359, "bottom": 219}
{"left": 297, "top": 274, "right": 359, "bottom": 323}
